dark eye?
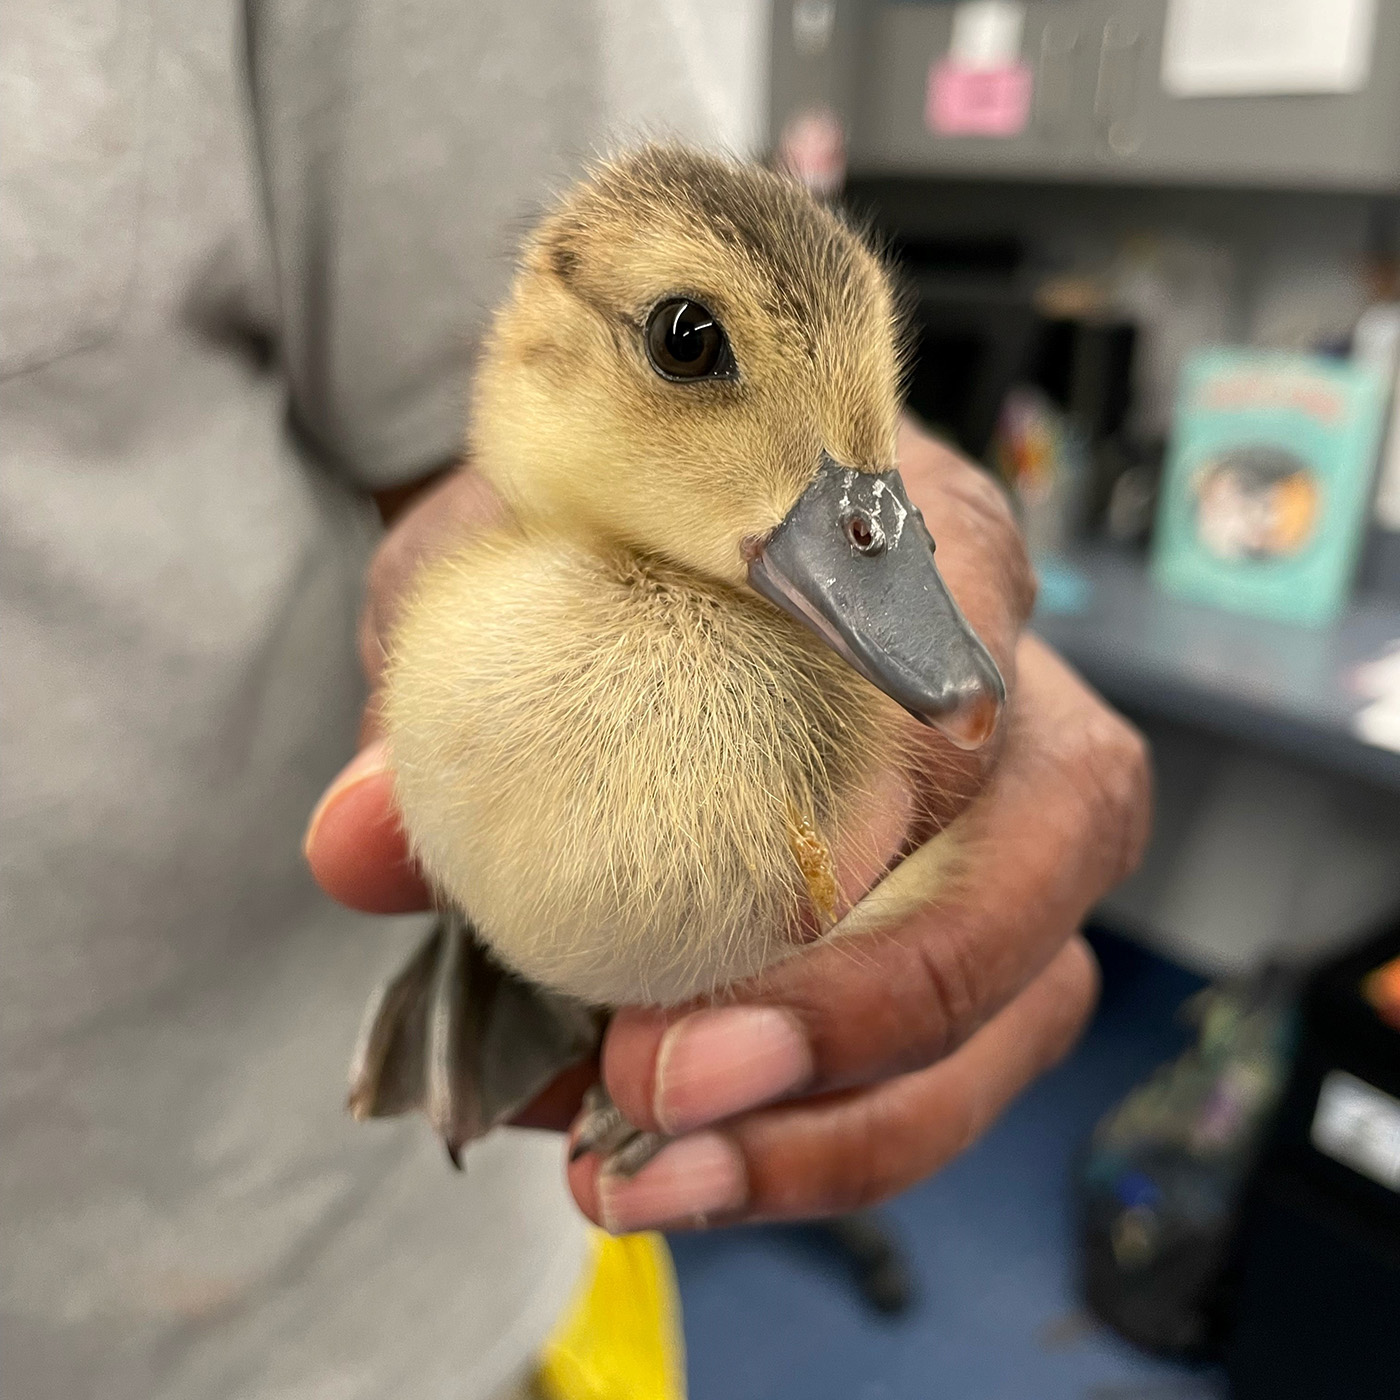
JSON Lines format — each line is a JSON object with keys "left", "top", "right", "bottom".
{"left": 644, "top": 299, "right": 733, "bottom": 381}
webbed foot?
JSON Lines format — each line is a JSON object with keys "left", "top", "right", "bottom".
{"left": 348, "top": 909, "right": 602, "bottom": 1164}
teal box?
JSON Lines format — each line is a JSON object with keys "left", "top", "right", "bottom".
{"left": 1152, "top": 349, "right": 1387, "bottom": 627}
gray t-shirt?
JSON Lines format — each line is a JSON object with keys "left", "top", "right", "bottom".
{"left": 0, "top": 3, "right": 727, "bottom": 1396}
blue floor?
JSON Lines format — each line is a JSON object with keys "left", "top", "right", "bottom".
{"left": 670, "top": 931, "right": 1229, "bottom": 1400}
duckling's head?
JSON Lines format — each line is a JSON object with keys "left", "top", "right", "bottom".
{"left": 473, "top": 146, "right": 1002, "bottom": 746}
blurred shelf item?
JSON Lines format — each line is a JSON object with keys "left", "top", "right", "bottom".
{"left": 1032, "top": 547, "right": 1400, "bottom": 790}
{"left": 1227, "top": 920, "right": 1400, "bottom": 1400}
{"left": 772, "top": 0, "right": 1400, "bottom": 192}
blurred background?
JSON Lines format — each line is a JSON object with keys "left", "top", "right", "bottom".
{"left": 11, "top": 4, "right": 1395, "bottom": 1399}
{"left": 665, "top": 4, "right": 1400, "bottom": 1398}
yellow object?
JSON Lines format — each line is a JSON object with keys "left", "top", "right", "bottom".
{"left": 535, "top": 1229, "right": 687, "bottom": 1400}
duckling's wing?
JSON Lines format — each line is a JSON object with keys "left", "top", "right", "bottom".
{"left": 347, "top": 909, "right": 602, "bottom": 1164}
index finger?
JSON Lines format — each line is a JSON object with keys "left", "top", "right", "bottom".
{"left": 600, "top": 635, "right": 1151, "bottom": 1137}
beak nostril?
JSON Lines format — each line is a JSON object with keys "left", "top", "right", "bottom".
{"left": 843, "top": 511, "right": 885, "bottom": 556}
{"left": 750, "top": 456, "right": 1005, "bottom": 743}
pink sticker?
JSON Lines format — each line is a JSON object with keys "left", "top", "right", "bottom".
{"left": 927, "top": 60, "right": 1033, "bottom": 137}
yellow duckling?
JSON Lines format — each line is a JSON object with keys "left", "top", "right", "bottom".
{"left": 349, "top": 146, "right": 1003, "bottom": 1163}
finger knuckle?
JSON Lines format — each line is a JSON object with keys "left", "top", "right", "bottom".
{"left": 1065, "top": 709, "right": 1153, "bottom": 886}
{"left": 955, "top": 471, "right": 1035, "bottom": 615}
{"left": 917, "top": 928, "right": 984, "bottom": 1047}
{"left": 825, "top": 1099, "right": 920, "bottom": 1213}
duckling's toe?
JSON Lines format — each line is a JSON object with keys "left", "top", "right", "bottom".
{"left": 571, "top": 1081, "right": 670, "bottom": 1177}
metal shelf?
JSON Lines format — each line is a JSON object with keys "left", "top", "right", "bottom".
{"left": 1033, "top": 547, "right": 1400, "bottom": 792}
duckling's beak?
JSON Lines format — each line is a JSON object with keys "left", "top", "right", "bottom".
{"left": 747, "top": 455, "right": 1005, "bottom": 749}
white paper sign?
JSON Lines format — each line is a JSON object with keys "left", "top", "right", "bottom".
{"left": 949, "top": 1, "right": 1025, "bottom": 71}
{"left": 1162, "top": 0, "right": 1376, "bottom": 97}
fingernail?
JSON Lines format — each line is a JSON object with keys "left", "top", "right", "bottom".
{"left": 654, "top": 1006, "right": 812, "bottom": 1136}
{"left": 598, "top": 1132, "right": 747, "bottom": 1234}
{"left": 303, "top": 740, "right": 389, "bottom": 857}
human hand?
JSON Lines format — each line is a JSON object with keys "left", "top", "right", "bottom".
{"left": 305, "top": 422, "right": 1152, "bottom": 1216}
{"left": 566, "top": 424, "right": 1151, "bottom": 1231}
{"left": 569, "top": 632, "right": 1147, "bottom": 1231}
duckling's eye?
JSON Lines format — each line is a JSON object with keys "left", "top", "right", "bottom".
{"left": 645, "top": 299, "right": 733, "bottom": 381}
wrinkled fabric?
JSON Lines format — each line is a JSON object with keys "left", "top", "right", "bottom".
{"left": 0, "top": 3, "right": 723, "bottom": 1396}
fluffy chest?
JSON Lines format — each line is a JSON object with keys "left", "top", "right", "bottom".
{"left": 384, "top": 532, "right": 911, "bottom": 1005}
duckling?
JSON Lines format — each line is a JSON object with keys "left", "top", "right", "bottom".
{"left": 348, "top": 146, "right": 1004, "bottom": 1166}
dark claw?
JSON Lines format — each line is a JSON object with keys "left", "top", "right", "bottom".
{"left": 815, "top": 1212, "right": 914, "bottom": 1316}
{"left": 570, "top": 1082, "right": 632, "bottom": 1158}
{"left": 570, "top": 1082, "right": 670, "bottom": 1173}
{"left": 602, "top": 1131, "right": 669, "bottom": 1179}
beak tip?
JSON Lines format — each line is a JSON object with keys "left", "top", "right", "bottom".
{"left": 929, "top": 686, "right": 1002, "bottom": 750}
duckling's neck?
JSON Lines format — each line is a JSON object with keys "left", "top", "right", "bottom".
{"left": 509, "top": 502, "right": 750, "bottom": 604}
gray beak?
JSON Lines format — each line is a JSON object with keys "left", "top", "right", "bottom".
{"left": 747, "top": 455, "right": 1005, "bottom": 749}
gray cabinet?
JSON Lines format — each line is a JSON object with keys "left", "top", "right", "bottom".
{"left": 771, "top": 0, "right": 1400, "bottom": 190}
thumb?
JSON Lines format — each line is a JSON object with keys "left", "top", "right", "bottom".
{"left": 304, "top": 741, "right": 433, "bottom": 913}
